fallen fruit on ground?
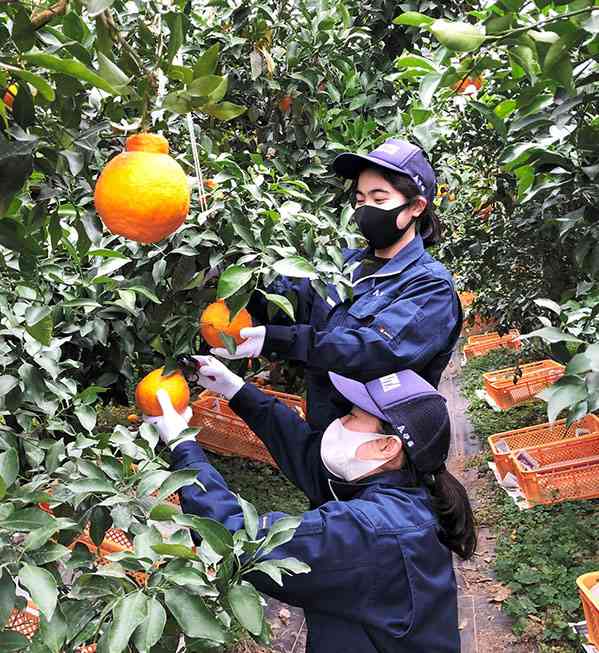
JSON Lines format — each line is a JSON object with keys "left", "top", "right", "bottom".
{"left": 135, "top": 367, "right": 190, "bottom": 416}
{"left": 200, "top": 300, "right": 253, "bottom": 348}
{"left": 94, "top": 132, "right": 190, "bottom": 243}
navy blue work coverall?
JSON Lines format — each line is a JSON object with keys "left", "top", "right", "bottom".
{"left": 249, "top": 234, "right": 463, "bottom": 431}
{"left": 173, "top": 383, "right": 460, "bottom": 653}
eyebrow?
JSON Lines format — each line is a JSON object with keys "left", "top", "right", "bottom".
{"left": 355, "top": 188, "right": 390, "bottom": 195}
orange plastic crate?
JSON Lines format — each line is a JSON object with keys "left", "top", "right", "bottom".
{"left": 578, "top": 571, "right": 599, "bottom": 645}
{"left": 489, "top": 414, "right": 599, "bottom": 479}
{"left": 190, "top": 387, "right": 306, "bottom": 467}
{"left": 463, "top": 330, "right": 521, "bottom": 359}
{"left": 483, "top": 359, "right": 565, "bottom": 410}
{"left": 512, "top": 432, "right": 599, "bottom": 505}
{"left": 7, "top": 601, "right": 97, "bottom": 651}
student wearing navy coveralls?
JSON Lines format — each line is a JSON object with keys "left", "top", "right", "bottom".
{"left": 210, "top": 138, "right": 463, "bottom": 432}
{"left": 145, "top": 359, "right": 477, "bottom": 653}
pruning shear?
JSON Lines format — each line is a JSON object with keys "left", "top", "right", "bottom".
{"left": 176, "top": 354, "right": 217, "bottom": 390}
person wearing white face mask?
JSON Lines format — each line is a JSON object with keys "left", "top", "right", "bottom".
{"left": 144, "top": 356, "right": 476, "bottom": 653}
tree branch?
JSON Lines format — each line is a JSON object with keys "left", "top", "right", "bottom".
{"left": 30, "top": 0, "right": 68, "bottom": 30}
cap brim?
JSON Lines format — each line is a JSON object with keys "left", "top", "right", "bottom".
{"left": 332, "top": 152, "right": 410, "bottom": 180}
{"left": 328, "top": 372, "right": 387, "bottom": 421}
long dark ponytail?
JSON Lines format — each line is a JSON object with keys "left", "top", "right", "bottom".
{"left": 381, "top": 421, "right": 477, "bottom": 560}
{"left": 349, "top": 166, "right": 442, "bottom": 248}
{"left": 421, "top": 466, "right": 477, "bottom": 560}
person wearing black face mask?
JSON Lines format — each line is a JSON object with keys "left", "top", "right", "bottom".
{"left": 211, "top": 138, "right": 463, "bottom": 445}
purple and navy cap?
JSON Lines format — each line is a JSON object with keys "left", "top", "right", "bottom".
{"left": 328, "top": 369, "right": 450, "bottom": 474}
{"left": 332, "top": 138, "right": 437, "bottom": 207}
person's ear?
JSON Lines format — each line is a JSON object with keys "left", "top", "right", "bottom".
{"left": 362, "top": 436, "right": 402, "bottom": 460}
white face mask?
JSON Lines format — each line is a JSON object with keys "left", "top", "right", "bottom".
{"left": 320, "top": 418, "right": 400, "bottom": 482}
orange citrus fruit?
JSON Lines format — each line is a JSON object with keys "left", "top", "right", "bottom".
{"left": 135, "top": 367, "right": 190, "bottom": 417}
{"left": 204, "top": 178, "right": 218, "bottom": 190}
{"left": 3, "top": 84, "right": 17, "bottom": 110}
{"left": 278, "top": 95, "right": 293, "bottom": 113}
{"left": 94, "top": 133, "right": 190, "bottom": 244}
{"left": 200, "top": 300, "right": 253, "bottom": 348}
{"left": 452, "top": 77, "right": 483, "bottom": 94}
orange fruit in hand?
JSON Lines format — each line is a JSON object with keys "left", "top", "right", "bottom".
{"left": 200, "top": 300, "right": 253, "bottom": 348}
{"left": 135, "top": 367, "right": 190, "bottom": 416}
{"left": 94, "top": 133, "right": 190, "bottom": 244}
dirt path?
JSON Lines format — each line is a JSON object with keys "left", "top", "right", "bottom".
{"left": 261, "top": 351, "right": 533, "bottom": 653}
{"left": 440, "top": 354, "right": 536, "bottom": 653}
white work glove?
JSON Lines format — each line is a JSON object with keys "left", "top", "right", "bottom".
{"left": 210, "top": 326, "right": 266, "bottom": 360}
{"left": 143, "top": 389, "right": 195, "bottom": 450}
{"left": 191, "top": 355, "right": 245, "bottom": 400}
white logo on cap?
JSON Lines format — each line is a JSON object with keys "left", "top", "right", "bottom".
{"left": 380, "top": 373, "right": 401, "bottom": 392}
{"left": 376, "top": 144, "right": 400, "bottom": 155}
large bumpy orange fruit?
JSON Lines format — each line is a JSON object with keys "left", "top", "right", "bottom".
{"left": 200, "top": 300, "right": 253, "bottom": 348}
{"left": 135, "top": 367, "right": 190, "bottom": 416}
{"left": 94, "top": 133, "right": 190, "bottom": 244}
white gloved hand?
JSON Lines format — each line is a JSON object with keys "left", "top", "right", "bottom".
{"left": 191, "top": 355, "right": 245, "bottom": 400}
{"left": 210, "top": 326, "right": 266, "bottom": 360}
{"left": 143, "top": 389, "right": 194, "bottom": 450}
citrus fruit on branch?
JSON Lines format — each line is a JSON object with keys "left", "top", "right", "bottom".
{"left": 135, "top": 367, "right": 190, "bottom": 416}
{"left": 200, "top": 300, "right": 253, "bottom": 348}
{"left": 94, "top": 133, "right": 190, "bottom": 244}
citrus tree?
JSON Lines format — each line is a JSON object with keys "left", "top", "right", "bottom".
{"left": 389, "top": 1, "right": 599, "bottom": 423}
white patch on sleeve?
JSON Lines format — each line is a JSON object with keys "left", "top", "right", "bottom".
{"left": 379, "top": 373, "right": 402, "bottom": 393}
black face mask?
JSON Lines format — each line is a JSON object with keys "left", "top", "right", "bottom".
{"left": 354, "top": 202, "right": 413, "bottom": 250}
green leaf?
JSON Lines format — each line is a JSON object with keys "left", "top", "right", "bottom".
{"left": 75, "top": 404, "right": 96, "bottom": 432}
{"left": 273, "top": 256, "right": 317, "bottom": 280}
{"left": 23, "top": 526, "right": 58, "bottom": 552}
{"left": 125, "top": 285, "right": 161, "bottom": 304}
{"left": 18, "top": 563, "right": 58, "bottom": 620}
{"left": 219, "top": 332, "right": 238, "bottom": 356}
{"left": 566, "top": 353, "right": 592, "bottom": 375}
{"left": 0, "top": 570, "right": 16, "bottom": 628}
{"left": 430, "top": 19, "right": 486, "bottom": 52}
{"left": 151, "top": 543, "right": 198, "bottom": 560}
{"left": 394, "top": 54, "right": 437, "bottom": 71}
{"left": 12, "top": 7, "right": 35, "bottom": 52}
{"left": 194, "top": 44, "right": 220, "bottom": 77}
{"left": 0, "top": 448, "right": 18, "bottom": 487}
{"left": 189, "top": 75, "right": 228, "bottom": 103}
{"left": 154, "top": 469, "right": 200, "bottom": 504}
{"left": 545, "top": 378, "right": 588, "bottom": 422}
{"left": 217, "top": 265, "right": 253, "bottom": 300}
{"left": 238, "top": 495, "right": 259, "bottom": 540}
{"left": 0, "top": 507, "right": 56, "bottom": 531}
{"left": 203, "top": 101, "right": 246, "bottom": 122}
{"left": 107, "top": 592, "right": 148, "bottom": 653}
{"left": 68, "top": 478, "right": 118, "bottom": 495}
{"left": 90, "top": 505, "right": 111, "bottom": 547}
{"left": 25, "top": 312, "right": 53, "bottom": 347}
{"left": 2, "top": 67, "right": 55, "bottom": 101}
{"left": 227, "top": 584, "right": 263, "bottom": 636}
{"left": 133, "top": 596, "right": 166, "bottom": 651}
{"left": 0, "top": 632, "right": 29, "bottom": 652}
{"left": 393, "top": 12, "right": 434, "bottom": 27}
{"left": 97, "top": 52, "right": 130, "bottom": 91}
{"left": 23, "top": 53, "right": 120, "bottom": 95}
{"left": 165, "top": 12, "right": 184, "bottom": 66}
{"left": 0, "top": 139, "right": 33, "bottom": 218}
{"left": 0, "top": 374, "right": 18, "bottom": 396}
{"left": 39, "top": 604, "right": 67, "bottom": 653}
{"left": 419, "top": 72, "right": 443, "bottom": 107}
{"left": 521, "top": 326, "right": 583, "bottom": 344}
{"left": 258, "top": 291, "right": 295, "bottom": 321}
{"left": 149, "top": 503, "right": 179, "bottom": 521}
{"left": 164, "top": 589, "right": 226, "bottom": 642}
{"left": 174, "top": 514, "right": 234, "bottom": 556}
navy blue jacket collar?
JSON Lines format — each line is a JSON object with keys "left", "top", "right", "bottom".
{"left": 350, "top": 234, "right": 426, "bottom": 287}
{"left": 328, "top": 467, "right": 420, "bottom": 501}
